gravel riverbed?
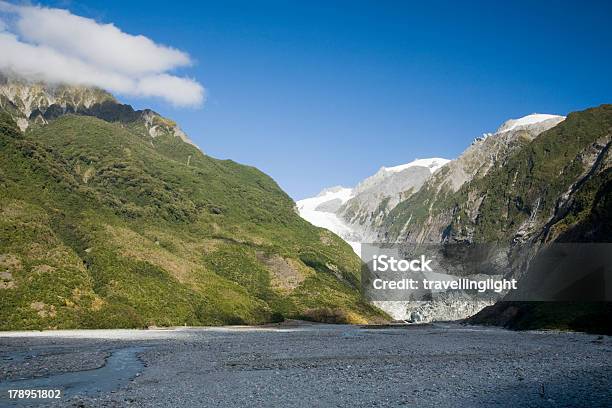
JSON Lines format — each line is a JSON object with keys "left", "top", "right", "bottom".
{"left": 1, "top": 322, "right": 610, "bottom": 407}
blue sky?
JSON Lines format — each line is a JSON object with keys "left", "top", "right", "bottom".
{"left": 39, "top": 0, "right": 612, "bottom": 199}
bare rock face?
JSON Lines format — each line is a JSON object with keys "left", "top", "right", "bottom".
{"left": 339, "top": 165, "right": 435, "bottom": 242}
{"left": 257, "top": 253, "right": 310, "bottom": 292}
{"left": 0, "top": 74, "right": 115, "bottom": 130}
{"left": 0, "top": 74, "right": 199, "bottom": 149}
{"left": 297, "top": 159, "right": 450, "bottom": 255}
{"left": 0, "top": 270, "right": 16, "bottom": 289}
{"left": 379, "top": 114, "right": 566, "bottom": 245}
{"left": 388, "top": 108, "right": 612, "bottom": 322}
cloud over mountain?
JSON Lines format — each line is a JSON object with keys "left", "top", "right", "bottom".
{"left": 0, "top": 1, "right": 204, "bottom": 107}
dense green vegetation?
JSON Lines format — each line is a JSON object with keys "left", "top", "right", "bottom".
{"left": 0, "top": 109, "right": 386, "bottom": 330}
{"left": 455, "top": 104, "right": 612, "bottom": 243}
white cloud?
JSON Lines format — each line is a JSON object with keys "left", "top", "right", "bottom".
{"left": 0, "top": 1, "right": 205, "bottom": 107}
{"left": 136, "top": 74, "right": 205, "bottom": 108}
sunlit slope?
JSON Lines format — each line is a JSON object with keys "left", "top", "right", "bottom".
{"left": 0, "top": 112, "right": 386, "bottom": 329}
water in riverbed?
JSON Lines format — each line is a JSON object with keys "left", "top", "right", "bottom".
{"left": 0, "top": 346, "right": 146, "bottom": 406}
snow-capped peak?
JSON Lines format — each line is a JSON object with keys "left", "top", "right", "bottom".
{"left": 497, "top": 113, "right": 565, "bottom": 133}
{"left": 382, "top": 158, "right": 451, "bottom": 174}
{"left": 315, "top": 186, "right": 354, "bottom": 201}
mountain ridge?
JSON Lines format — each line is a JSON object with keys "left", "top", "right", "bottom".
{"left": 296, "top": 157, "right": 451, "bottom": 255}
{"left": 0, "top": 78, "right": 387, "bottom": 329}
{"left": 296, "top": 109, "right": 610, "bottom": 324}
{"left": 0, "top": 74, "right": 199, "bottom": 148}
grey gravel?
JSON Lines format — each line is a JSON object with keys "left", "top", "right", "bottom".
{"left": 1, "top": 322, "right": 611, "bottom": 407}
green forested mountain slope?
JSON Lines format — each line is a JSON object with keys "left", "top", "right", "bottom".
{"left": 378, "top": 105, "right": 611, "bottom": 331}
{"left": 0, "top": 94, "right": 385, "bottom": 330}
{"left": 464, "top": 106, "right": 612, "bottom": 333}
{"left": 450, "top": 105, "right": 611, "bottom": 245}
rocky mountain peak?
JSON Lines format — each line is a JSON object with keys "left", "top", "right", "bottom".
{"left": 0, "top": 74, "right": 115, "bottom": 129}
{"left": 381, "top": 158, "right": 450, "bottom": 174}
{"left": 496, "top": 113, "right": 565, "bottom": 133}
{"left": 297, "top": 112, "right": 569, "bottom": 257}
{"left": 432, "top": 113, "right": 566, "bottom": 193}
{"left": 0, "top": 73, "right": 199, "bottom": 149}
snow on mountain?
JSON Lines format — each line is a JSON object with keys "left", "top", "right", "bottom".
{"left": 296, "top": 187, "right": 361, "bottom": 254}
{"left": 383, "top": 158, "right": 450, "bottom": 174}
{"left": 353, "top": 158, "right": 449, "bottom": 196}
{"left": 296, "top": 114, "right": 565, "bottom": 258}
{"left": 296, "top": 158, "right": 450, "bottom": 256}
{"left": 314, "top": 186, "right": 354, "bottom": 202}
{"left": 296, "top": 114, "right": 564, "bottom": 258}
{"left": 297, "top": 113, "right": 567, "bottom": 322}
{"left": 497, "top": 113, "right": 565, "bottom": 133}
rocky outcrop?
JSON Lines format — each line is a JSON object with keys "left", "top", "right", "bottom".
{"left": 380, "top": 114, "right": 566, "bottom": 244}
{"left": 297, "top": 159, "right": 450, "bottom": 255}
{"left": 0, "top": 74, "right": 199, "bottom": 149}
{"left": 339, "top": 160, "right": 447, "bottom": 242}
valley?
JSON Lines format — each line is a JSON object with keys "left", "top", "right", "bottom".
{"left": 1, "top": 322, "right": 610, "bottom": 407}
{"left": 0, "top": 77, "right": 609, "bottom": 332}
{"left": 298, "top": 108, "right": 611, "bottom": 325}
{"left": 0, "top": 3, "right": 609, "bottom": 407}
